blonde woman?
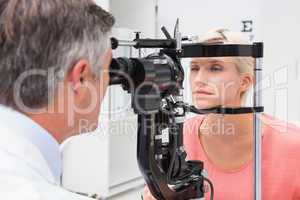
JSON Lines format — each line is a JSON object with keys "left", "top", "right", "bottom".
{"left": 144, "top": 29, "right": 300, "bottom": 199}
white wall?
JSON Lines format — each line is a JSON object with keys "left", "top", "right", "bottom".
{"left": 110, "top": 0, "right": 262, "bottom": 39}
{"left": 95, "top": 0, "right": 109, "bottom": 10}
{"left": 261, "top": 0, "right": 300, "bottom": 123}
{"left": 156, "top": 0, "right": 262, "bottom": 39}
{"left": 110, "top": 0, "right": 156, "bottom": 38}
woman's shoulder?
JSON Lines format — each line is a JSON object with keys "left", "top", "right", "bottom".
{"left": 183, "top": 115, "right": 205, "bottom": 135}
{"left": 183, "top": 115, "right": 205, "bottom": 160}
{"left": 184, "top": 114, "right": 205, "bottom": 127}
{"left": 262, "top": 113, "right": 300, "bottom": 154}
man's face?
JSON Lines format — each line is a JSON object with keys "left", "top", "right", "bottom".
{"left": 93, "top": 49, "right": 112, "bottom": 123}
{"left": 54, "top": 48, "right": 113, "bottom": 138}
{"left": 76, "top": 49, "right": 112, "bottom": 134}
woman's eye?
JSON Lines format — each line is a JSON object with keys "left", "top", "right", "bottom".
{"left": 190, "top": 66, "right": 199, "bottom": 72}
{"left": 210, "top": 65, "right": 223, "bottom": 72}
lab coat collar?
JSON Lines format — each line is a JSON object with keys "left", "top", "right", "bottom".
{"left": 0, "top": 105, "right": 62, "bottom": 184}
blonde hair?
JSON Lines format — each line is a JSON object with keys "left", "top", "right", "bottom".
{"left": 197, "top": 28, "right": 254, "bottom": 104}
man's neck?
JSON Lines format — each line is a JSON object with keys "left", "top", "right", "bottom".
{"left": 26, "top": 112, "right": 70, "bottom": 144}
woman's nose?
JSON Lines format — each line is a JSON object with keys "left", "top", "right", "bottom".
{"left": 194, "top": 69, "right": 208, "bottom": 85}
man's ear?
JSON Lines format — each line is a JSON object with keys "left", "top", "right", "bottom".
{"left": 68, "top": 59, "right": 91, "bottom": 93}
{"left": 240, "top": 73, "right": 253, "bottom": 92}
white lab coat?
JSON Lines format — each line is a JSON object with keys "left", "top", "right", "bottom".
{"left": 0, "top": 106, "right": 93, "bottom": 200}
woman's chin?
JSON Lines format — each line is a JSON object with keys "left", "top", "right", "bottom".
{"left": 194, "top": 100, "right": 219, "bottom": 109}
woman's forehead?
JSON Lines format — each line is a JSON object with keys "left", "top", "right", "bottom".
{"left": 190, "top": 57, "right": 234, "bottom": 65}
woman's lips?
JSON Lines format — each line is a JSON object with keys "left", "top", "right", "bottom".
{"left": 193, "top": 90, "right": 214, "bottom": 96}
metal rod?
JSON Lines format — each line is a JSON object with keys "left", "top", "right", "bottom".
{"left": 118, "top": 39, "right": 137, "bottom": 47}
{"left": 253, "top": 58, "right": 263, "bottom": 200}
{"left": 154, "top": 0, "right": 159, "bottom": 39}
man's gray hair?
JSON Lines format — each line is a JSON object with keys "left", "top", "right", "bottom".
{"left": 0, "top": 0, "right": 115, "bottom": 109}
